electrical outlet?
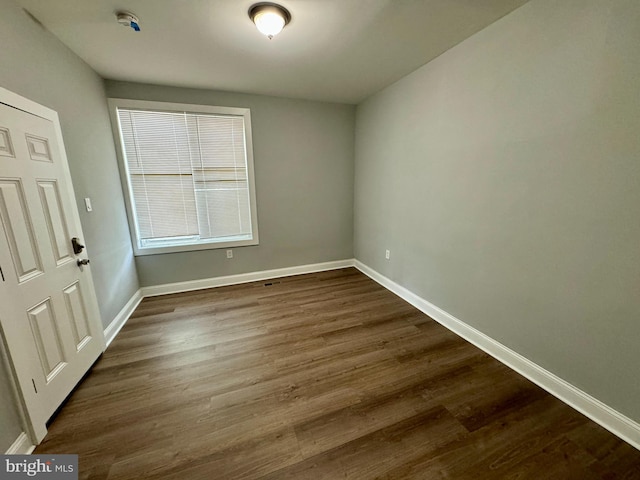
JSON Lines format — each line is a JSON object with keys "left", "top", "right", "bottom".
{"left": 226, "top": 249, "right": 233, "bottom": 259}
{"left": 385, "top": 249, "right": 390, "bottom": 260}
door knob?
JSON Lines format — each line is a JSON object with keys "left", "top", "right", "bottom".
{"left": 71, "top": 237, "right": 85, "bottom": 255}
{"left": 77, "top": 259, "right": 90, "bottom": 267}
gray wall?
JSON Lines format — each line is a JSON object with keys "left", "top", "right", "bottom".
{"left": 105, "top": 81, "right": 355, "bottom": 287}
{"left": 354, "top": 0, "right": 640, "bottom": 422}
{"left": 0, "top": 1, "right": 140, "bottom": 449}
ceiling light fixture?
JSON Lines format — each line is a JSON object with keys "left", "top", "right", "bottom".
{"left": 248, "top": 3, "right": 291, "bottom": 39}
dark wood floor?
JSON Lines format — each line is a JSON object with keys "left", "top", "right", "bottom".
{"left": 35, "top": 268, "right": 640, "bottom": 479}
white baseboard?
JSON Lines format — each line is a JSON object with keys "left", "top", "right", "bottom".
{"left": 103, "top": 289, "right": 143, "bottom": 348}
{"left": 5, "top": 432, "right": 35, "bottom": 454}
{"left": 354, "top": 260, "right": 640, "bottom": 451}
{"left": 141, "top": 259, "right": 356, "bottom": 297}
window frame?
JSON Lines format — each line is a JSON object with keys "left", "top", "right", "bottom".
{"left": 108, "top": 98, "right": 260, "bottom": 256}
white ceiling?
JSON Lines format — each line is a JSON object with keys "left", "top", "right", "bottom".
{"left": 16, "top": 0, "right": 530, "bottom": 104}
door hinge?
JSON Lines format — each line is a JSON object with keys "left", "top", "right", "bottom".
{"left": 0, "top": 265, "right": 4, "bottom": 282}
{"left": 32, "top": 379, "right": 37, "bottom": 394}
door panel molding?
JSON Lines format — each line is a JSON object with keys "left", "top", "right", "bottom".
{"left": 0, "top": 179, "right": 44, "bottom": 282}
{"left": 63, "top": 281, "right": 91, "bottom": 351}
{"left": 37, "top": 180, "right": 73, "bottom": 266}
{"left": 25, "top": 134, "right": 53, "bottom": 163}
{"left": 0, "top": 127, "right": 15, "bottom": 158}
{"left": 26, "top": 298, "right": 66, "bottom": 381}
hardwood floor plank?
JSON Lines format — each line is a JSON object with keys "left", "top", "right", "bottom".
{"left": 293, "top": 384, "right": 436, "bottom": 458}
{"left": 33, "top": 268, "right": 640, "bottom": 479}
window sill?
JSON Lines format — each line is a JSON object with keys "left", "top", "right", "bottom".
{"left": 133, "top": 236, "right": 259, "bottom": 256}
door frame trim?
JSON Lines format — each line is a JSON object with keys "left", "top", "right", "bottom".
{"left": 0, "top": 87, "right": 55, "bottom": 122}
{"left": 0, "top": 86, "right": 106, "bottom": 444}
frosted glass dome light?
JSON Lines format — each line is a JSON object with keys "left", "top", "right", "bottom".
{"left": 249, "top": 3, "right": 291, "bottom": 39}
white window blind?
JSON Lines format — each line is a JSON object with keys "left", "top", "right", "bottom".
{"left": 113, "top": 104, "right": 258, "bottom": 254}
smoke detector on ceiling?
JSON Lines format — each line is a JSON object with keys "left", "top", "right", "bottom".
{"left": 116, "top": 11, "right": 140, "bottom": 31}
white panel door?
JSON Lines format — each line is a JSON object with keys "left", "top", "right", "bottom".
{"left": 0, "top": 99, "right": 104, "bottom": 442}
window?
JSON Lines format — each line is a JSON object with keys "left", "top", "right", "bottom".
{"left": 109, "top": 99, "right": 259, "bottom": 256}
